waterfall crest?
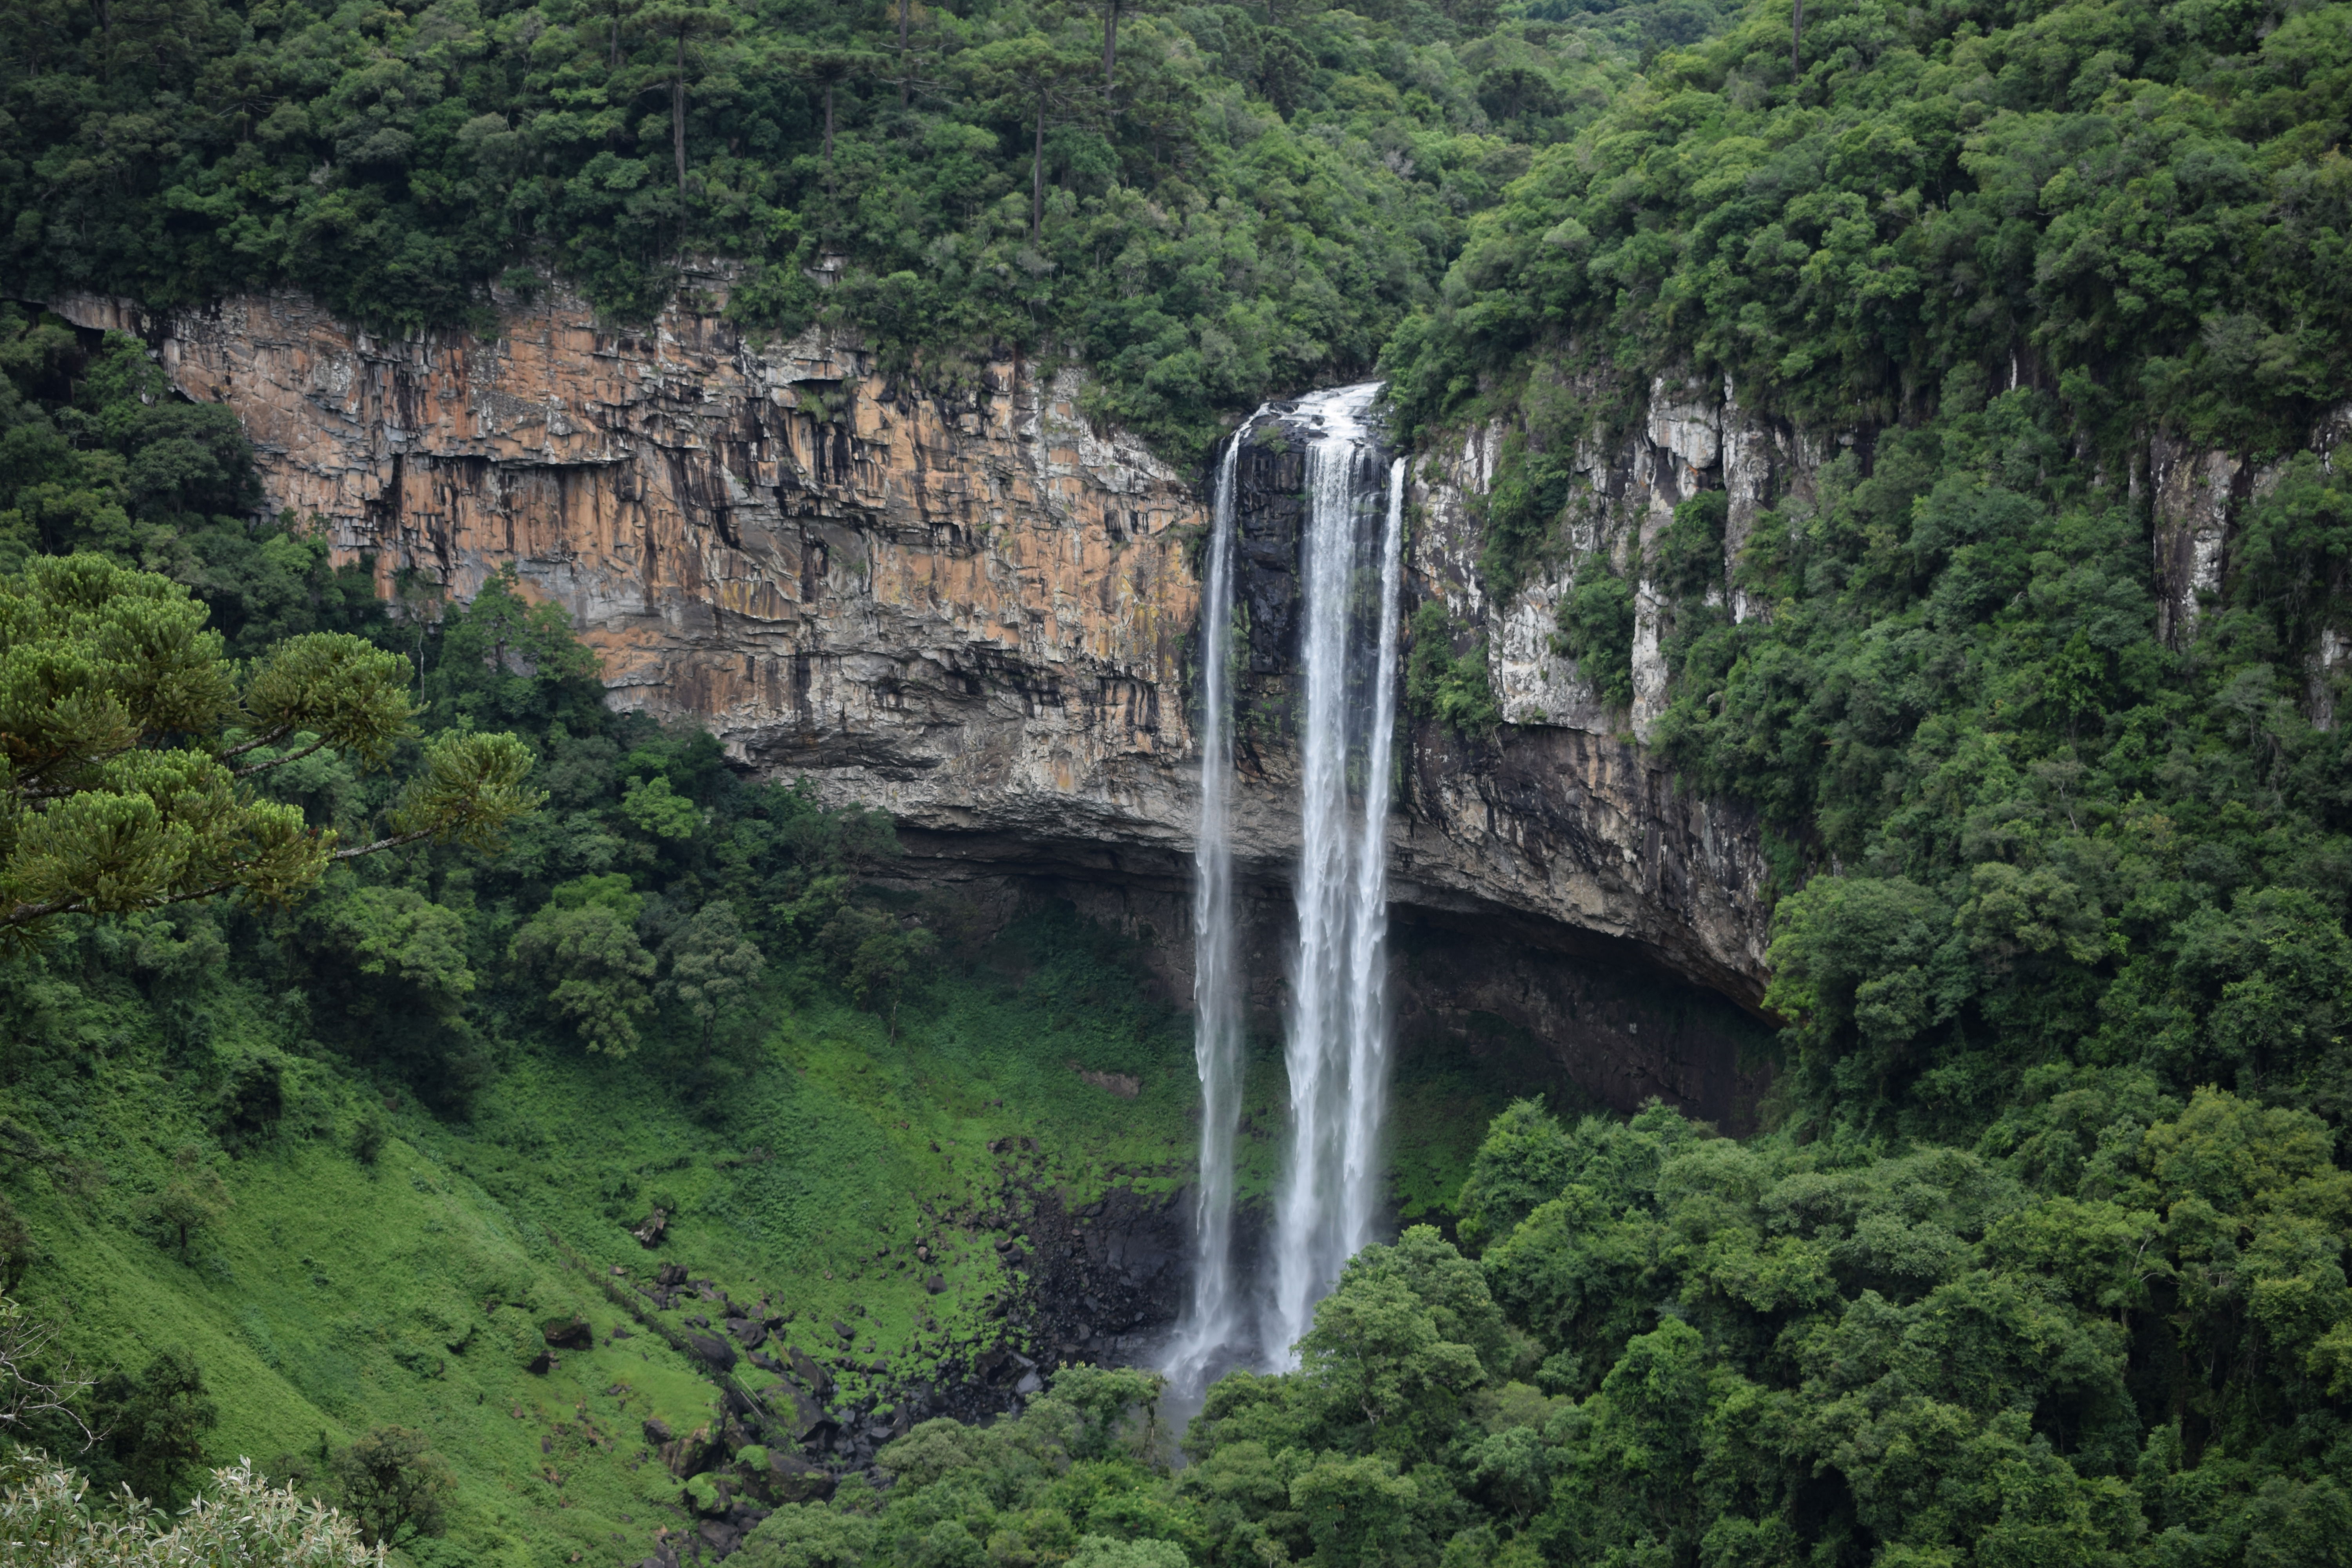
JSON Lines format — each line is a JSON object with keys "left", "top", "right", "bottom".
{"left": 1162, "top": 423, "right": 1252, "bottom": 1396}
{"left": 1266, "top": 385, "right": 1402, "bottom": 1369}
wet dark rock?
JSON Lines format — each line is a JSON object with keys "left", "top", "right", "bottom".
{"left": 601, "top": 1176, "right": 1188, "bottom": 1548}
{"left": 787, "top": 1348, "right": 834, "bottom": 1397}
{"left": 772, "top": 1382, "right": 829, "bottom": 1441}
{"left": 632, "top": 1208, "right": 668, "bottom": 1248}
{"left": 923, "top": 1274, "right": 946, "bottom": 1294}
{"left": 686, "top": 1332, "right": 737, "bottom": 1372}
{"left": 767, "top": 1451, "right": 835, "bottom": 1503}
{"left": 643, "top": 1417, "right": 674, "bottom": 1445}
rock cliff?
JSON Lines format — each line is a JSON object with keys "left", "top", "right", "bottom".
{"left": 52, "top": 279, "right": 1783, "bottom": 1125}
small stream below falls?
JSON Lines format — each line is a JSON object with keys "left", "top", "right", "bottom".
{"left": 1163, "top": 383, "right": 1406, "bottom": 1395}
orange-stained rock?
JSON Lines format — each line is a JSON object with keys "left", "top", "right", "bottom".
{"left": 56, "top": 279, "right": 1210, "bottom": 857}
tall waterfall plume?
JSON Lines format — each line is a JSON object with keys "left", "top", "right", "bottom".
{"left": 1265, "top": 385, "right": 1405, "bottom": 1369}
{"left": 1162, "top": 421, "right": 1254, "bottom": 1396}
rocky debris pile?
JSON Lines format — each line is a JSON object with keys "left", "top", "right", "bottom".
{"left": 1010, "top": 1182, "right": 1187, "bottom": 1366}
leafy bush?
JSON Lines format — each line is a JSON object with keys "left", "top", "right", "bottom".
{"left": 329, "top": 1426, "right": 453, "bottom": 1549}
{"left": 86, "top": 1350, "right": 217, "bottom": 1510}
{"left": 0, "top": 1455, "right": 381, "bottom": 1566}
{"left": 1405, "top": 602, "right": 1502, "bottom": 736}
{"left": 1554, "top": 564, "right": 1634, "bottom": 710}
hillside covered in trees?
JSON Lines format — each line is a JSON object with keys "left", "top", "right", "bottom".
{"left": 0, "top": 0, "right": 1709, "bottom": 455}
{"left": 3, "top": 0, "right": 2352, "bottom": 1557}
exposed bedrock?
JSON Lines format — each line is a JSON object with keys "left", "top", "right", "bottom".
{"left": 52, "top": 279, "right": 1798, "bottom": 1125}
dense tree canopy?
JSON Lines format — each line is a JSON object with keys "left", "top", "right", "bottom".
{"left": 1374, "top": 0, "right": 2352, "bottom": 1152}
{"left": 0, "top": 0, "right": 1708, "bottom": 456}
{"left": 1385, "top": 0, "right": 2352, "bottom": 452}
{"left": 762, "top": 1087, "right": 2348, "bottom": 1566}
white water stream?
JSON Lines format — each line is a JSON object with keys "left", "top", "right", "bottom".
{"left": 1165, "top": 381, "right": 1404, "bottom": 1389}
{"left": 1162, "top": 425, "right": 1253, "bottom": 1397}
{"left": 1265, "top": 385, "right": 1403, "bottom": 1368}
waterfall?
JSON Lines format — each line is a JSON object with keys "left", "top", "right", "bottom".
{"left": 1165, "top": 383, "right": 1405, "bottom": 1390}
{"left": 1162, "top": 421, "right": 1253, "bottom": 1396}
{"left": 1265, "top": 385, "right": 1402, "bottom": 1369}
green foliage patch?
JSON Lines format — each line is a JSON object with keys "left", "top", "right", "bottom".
{"left": 1387, "top": 0, "right": 2352, "bottom": 454}
{"left": 1404, "top": 601, "right": 1502, "bottom": 736}
{"left": 0, "top": 0, "right": 1677, "bottom": 460}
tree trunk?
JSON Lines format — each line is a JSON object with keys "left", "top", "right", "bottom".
{"left": 1031, "top": 99, "right": 1046, "bottom": 244}
{"left": 1791, "top": 0, "right": 1803, "bottom": 80}
{"left": 673, "top": 34, "right": 688, "bottom": 194}
{"left": 899, "top": 0, "right": 912, "bottom": 105}
{"left": 1103, "top": 0, "right": 1119, "bottom": 89}
{"left": 824, "top": 83, "right": 836, "bottom": 168}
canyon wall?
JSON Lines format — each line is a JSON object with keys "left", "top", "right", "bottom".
{"left": 51, "top": 279, "right": 1779, "bottom": 1124}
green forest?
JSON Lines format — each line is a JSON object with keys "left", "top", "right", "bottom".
{"left": 0, "top": 0, "right": 1700, "bottom": 457}
{"left": 4, "top": 0, "right": 2352, "bottom": 1553}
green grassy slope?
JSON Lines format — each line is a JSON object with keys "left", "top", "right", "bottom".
{"left": 6, "top": 906, "right": 1503, "bottom": 1564}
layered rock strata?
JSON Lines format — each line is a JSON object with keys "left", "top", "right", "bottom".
{"left": 50, "top": 281, "right": 1782, "bottom": 1123}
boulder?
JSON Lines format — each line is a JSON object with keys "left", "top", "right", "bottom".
{"left": 686, "top": 1332, "right": 737, "bottom": 1372}
{"left": 643, "top": 1417, "right": 674, "bottom": 1445}
{"left": 788, "top": 1347, "right": 834, "bottom": 1397}
{"left": 768, "top": 1451, "right": 836, "bottom": 1503}
{"left": 541, "top": 1317, "right": 593, "bottom": 1350}
{"left": 771, "top": 1383, "right": 829, "bottom": 1441}
{"left": 631, "top": 1209, "right": 668, "bottom": 1248}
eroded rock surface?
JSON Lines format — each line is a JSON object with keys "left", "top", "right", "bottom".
{"left": 51, "top": 281, "right": 1779, "bottom": 1122}
{"left": 54, "top": 281, "right": 1203, "bottom": 854}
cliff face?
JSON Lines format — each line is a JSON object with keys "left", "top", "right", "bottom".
{"left": 54, "top": 282, "right": 1204, "bottom": 856}
{"left": 44, "top": 278, "right": 2349, "bottom": 1131}
{"left": 51, "top": 280, "right": 1777, "bottom": 1125}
